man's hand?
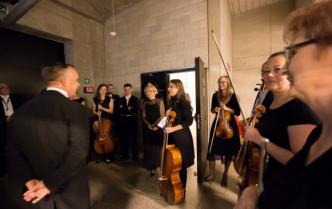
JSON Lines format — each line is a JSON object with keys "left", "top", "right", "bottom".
{"left": 23, "top": 179, "right": 50, "bottom": 204}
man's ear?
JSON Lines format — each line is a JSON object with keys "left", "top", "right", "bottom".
{"left": 59, "top": 77, "right": 68, "bottom": 88}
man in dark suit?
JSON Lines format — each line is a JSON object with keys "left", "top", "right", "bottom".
{"left": 0, "top": 82, "right": 22, "bottom": 176}
{"left": 119, "top": 83, "right": 139, "bottom": 160}
{"left": 0, "top": 64, "right": 90, "bottom": 209}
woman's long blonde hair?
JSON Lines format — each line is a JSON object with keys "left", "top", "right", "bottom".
{"left": 217, "top": 75, "right": 233, "bottom": 103}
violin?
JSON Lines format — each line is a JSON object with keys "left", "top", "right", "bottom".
{"left": 234, "top": 82, "right": 267, "bottom": 193}
{"left": 215, "top": 103, "right": 234, "bottom": 140}
{"left": 93, "top": 99, "right": 114, "bottom": 155}
{"left": 210, "top": 30, "right": 268, "bottom": 192}
{"left": 159, "top": 111, "right": 185, "bottom": 204}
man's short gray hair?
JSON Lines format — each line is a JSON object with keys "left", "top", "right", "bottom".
{"left": 41, "top": 63, "right": 74, "bottom": 83}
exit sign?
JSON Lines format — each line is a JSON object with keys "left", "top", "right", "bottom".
{"left": 83, "top": 86, "right": 94, "bottom": 93}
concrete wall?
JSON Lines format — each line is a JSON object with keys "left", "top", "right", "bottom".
{"left": 232, "top": 0, "right": 293, "bottom": 117}
{"left": 207, "top": 0, "right": 233, "bottom": 128}
{"left": 13, "top": 0, "right": 105, "bottom": 105}
{"left": 104, "top": 0, "right": 208, "bottom": 95}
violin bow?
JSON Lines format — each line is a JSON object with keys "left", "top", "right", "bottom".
{"left": 210, "top": 30, "right": 248, "bottom": 127}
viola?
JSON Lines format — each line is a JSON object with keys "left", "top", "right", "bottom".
{"left": 234, "top": 83, "right": 267, "bottom": 194}
{"left": 159, "top": 111, "right": 185, "bottom": 204}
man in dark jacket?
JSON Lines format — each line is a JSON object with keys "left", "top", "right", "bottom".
{"left": 0, "top": 82, "right": 22, "bottom": 176}
{"left": 0, "top": 63, "right": 90, "bottom": 209}
{"left": 119, "top": 83, "right": 139, "bottom": 160}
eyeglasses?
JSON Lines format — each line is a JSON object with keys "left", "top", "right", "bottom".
{"left": 284, "top": 39, "right": 317, "bottom": 61}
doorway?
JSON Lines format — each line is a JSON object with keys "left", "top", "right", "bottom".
{"left": 140, "top": 57, "right": 208, "bottom": 183}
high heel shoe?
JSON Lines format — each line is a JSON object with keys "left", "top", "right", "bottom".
{"left": 221, "top": 174, "right": 228, "bottom": 187}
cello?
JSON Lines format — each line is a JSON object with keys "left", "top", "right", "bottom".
{"left": 158, "top": 111, "right": 185, "bottom": 204}
{"left": 93, "top": 100, "right": 114, "bottom": 155}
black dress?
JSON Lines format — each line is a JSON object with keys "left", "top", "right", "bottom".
{"left": 168, "top": 98, "right": 195, "bottom": 168}
{"left": 258, "top": 124, "right": 332, "bottom": 209}
{"left": 255, "top": 98, "right": 320, "bottom": 183}
{"left": 142, "top": 98, "right": 164, "bottom": 170}
{"left": 207, "top": 92, "right": 241, "bottom": 159}
{"left": 93, "top": 96, "right": 112, "bottom": 119}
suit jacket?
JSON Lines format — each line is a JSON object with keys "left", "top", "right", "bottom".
{"left": 108, "top": 94, "right": 120, "bottom": 114}
{"left": 0, "top": 94, "right": 22, "bottom": 176}
{"left": 0, "top": 90, "right": 90, "bottom": 209}
{"left": 0, "top": 93, "right": 22, "bottom": 129}
{"left": 119, "top": 95, "right": 139, "bottom": 117}
{"left": 108, "top": 94, "right": 120, "bottom": 122}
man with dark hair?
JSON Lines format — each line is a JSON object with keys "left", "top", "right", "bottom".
{"left": 119, "top": 83, "right": 139, "bottom": 160}
{"left": 0, "top": 63, "right": 90, "bottom": 209}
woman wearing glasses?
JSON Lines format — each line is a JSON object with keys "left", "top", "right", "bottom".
{"left": 205, "top": 75, "right": 241, "bottom": 187}
{"left": 235, "top": 52, "right": 318, "bottom": 209}
{"left": 244, "top": 51, "right": 319, "bottom": 185}
{"left": 235, "top": 1, "right": 332, "bottom": 209}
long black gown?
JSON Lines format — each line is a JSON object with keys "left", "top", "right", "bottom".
{"left": 142, "top": 98, "right": 164, "bottom": 171}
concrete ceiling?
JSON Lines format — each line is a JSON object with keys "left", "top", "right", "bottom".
{"left": 87, "top": 0, "right": 289, "bottom": 22}
{"left": 87, "top": 0, "right": 142, "bottom": 21}
{"left": 228, "top": 0, "right": 286, "bottom": 15}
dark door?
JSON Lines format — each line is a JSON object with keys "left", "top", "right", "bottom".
{"left": 195, "top": 57, "right": 208, "bottom": 183}
{"left": 141, "top": 72, "right": 168, "bottom": 103}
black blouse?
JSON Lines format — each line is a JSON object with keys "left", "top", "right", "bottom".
{"left": 259, "top": 124, "right": 332, "bottom": 209}
{"left": 255, "top": 99, "right": 320, "bottom": 182}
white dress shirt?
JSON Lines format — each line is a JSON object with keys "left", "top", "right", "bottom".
{"left": 1, "top": 95, "right": 14, "bottom": 117}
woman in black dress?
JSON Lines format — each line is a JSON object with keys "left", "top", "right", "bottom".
{"left": 235, "top": 51, "right": 319, "bottom": 209}
{"left": 205, "top": 75, "right": 241, "bottom": 187}
{"left": 92, "top": 84, "right": 114, "bottom": 163}
{"left": 165, "top": 79, "right": 194, "bottom": 190}
{"left": 244, "top": 52, "right": 319, "bottom": 184}
{"left": 142, "top": 83, "right": 165, "bottom": 176}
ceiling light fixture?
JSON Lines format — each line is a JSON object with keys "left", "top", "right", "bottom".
{"left": 110, "top": 0, "right": 116, "bottom": 36}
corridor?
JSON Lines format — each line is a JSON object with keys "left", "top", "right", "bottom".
{"left": 88, "top": 159, "right": 238, "bottom": 209}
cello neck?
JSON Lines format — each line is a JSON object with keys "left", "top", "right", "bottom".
{"left": 98, "top": 113, "right": 103, "bottom": 136}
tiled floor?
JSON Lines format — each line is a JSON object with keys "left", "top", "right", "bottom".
{"left": 88, "top": 159, "right": 238, "bottom": 209}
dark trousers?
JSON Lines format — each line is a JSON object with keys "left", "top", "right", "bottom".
{"left": 180, "top": 167, "right": 187, "bottom": 189}
{"left": 0, "top": 124, "right": 7, "bottom": 177}
{"left": 120, "top": 116, "right": 138, "bottom": 158}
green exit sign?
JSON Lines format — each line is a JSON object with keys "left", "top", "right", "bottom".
{"left": 84, "top": 78, "right": 90, "bottom": 84}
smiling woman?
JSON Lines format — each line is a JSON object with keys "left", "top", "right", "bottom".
{"left": 235, "top": 1, "right": 332, "bottom": 209}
